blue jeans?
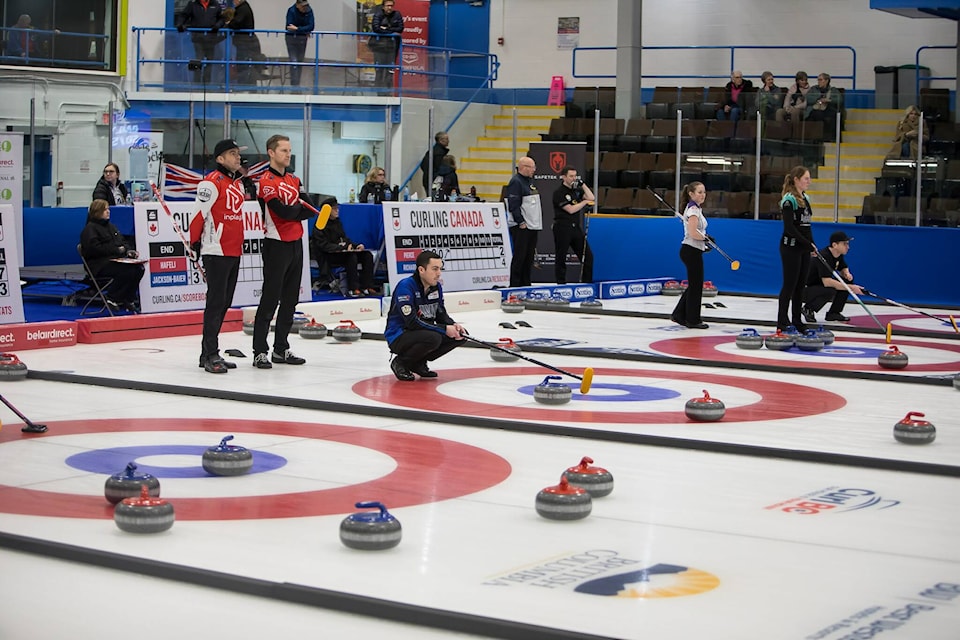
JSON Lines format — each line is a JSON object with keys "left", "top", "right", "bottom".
{"left": 716, "top": 106, "right": 741, "bottom": 122}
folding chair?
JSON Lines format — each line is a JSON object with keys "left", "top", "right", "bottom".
{"left": 77, "top": 244, "right": 115, "bottom": 316}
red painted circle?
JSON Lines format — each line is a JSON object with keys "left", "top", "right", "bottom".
{"left": 0, "top": 419, "right": 512, "bottom": 521}
{"left": 352, "top": 367, "right": 846, "bottom": 423}
{"left": 649, "top": 335, "right": 960, "bottom": 372}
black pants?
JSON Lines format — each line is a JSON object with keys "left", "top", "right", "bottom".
{"left": 673, "top": 244, "right": 704, "bottom": 325}
{"left": 389, "top": 329, "right": 462, "bottom": 367}
{"left": 372, "top": 42, "right": 398, "bottom": 88}
{"left": 191, "top": 37, "right": 220, "bottom": 84}
{"left": 778, "top": 243, "right": 810, "bottom": 329}
{"left": 807, "top": 108, "right": 838, "bottom": 141}
{"left": 509, "top": 226, "right": 538, "bottom": 287}
{"left": 325, "top": 250, "right": 374, "bottom": 291}
{"left": 233, "top": 35, "right": 260, "bottom": 86}
{"left": 553, "top": 222, "right": 593, "bottom": 283}
{"left": 804, "top": 285, "right": 849, "bottom": 315}
{"left": 253, "top": 238, "right": 303, "bottom": 356}
{"left": 201, "top": 254, "right": 240, "bottom": 361}
{"left": 97, "top": 261, "right": 145, "bottom": 304}
{"left": 285, "top": 35, "right": 308, "bottom": 85}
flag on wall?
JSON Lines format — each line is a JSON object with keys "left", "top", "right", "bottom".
{"left": 162, "top": 161, "right": 269, "bottom": 200}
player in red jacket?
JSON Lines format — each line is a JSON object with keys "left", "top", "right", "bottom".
{"left": 189, "top": 138, "right": 247, "bottom": 373}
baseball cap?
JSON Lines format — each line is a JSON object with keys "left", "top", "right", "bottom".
{"left": 830, "top": 231, "right": 854, "bottom": 244}
{"left": 213, "top": 139, "right": 248, "bottom": 158}
{"left": 296, "top": 0, "right": 309, "bottom": 5}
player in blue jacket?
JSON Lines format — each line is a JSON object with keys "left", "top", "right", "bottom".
{"left": 384, "top": 250, "right": 466, "bottom": 381}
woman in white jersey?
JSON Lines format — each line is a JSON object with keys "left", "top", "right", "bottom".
{"left": 670, "top": 181, "right": 710, "bottom": 329}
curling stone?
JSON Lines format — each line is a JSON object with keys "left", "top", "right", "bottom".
{"left": 202, "top": 435, "right": 253, "bottom": 476}
{"left": 735, "top": 328, "right": 764, "bottom": 350}
{"left": 290, "top": 312, "right": 309, "bottom": 334}
{"left": 114, "top": 485, "right": 175, "bottom": 534}
{"left": 878, "top": 345, "right": 909, "bottom": 370}
{"left": 0, "top": 353, "right": 28, "bottom": 380}
{"left": 547, "top": 295, "right": 570, "bottom": 308}
{"left": 501, "top": 296, "right": 525, "bottom": 314}
{"left": 535, "top": 475, "right": 592, "bottom": 521}
{"left": 796, "top": 329, "right": 824, "bottom": 352}
{"left": 339, "top": 501, "right": 402, "bottom": 550}
{"left": 580, "top": 298, "right": 603, "bottom": 310}
{"left": 764, "top": 330, "right": 794, "bottom": 351}
{"left": 562, "top": 456, "right": 614, "bottom": 498}
{"left": 533, "top": 375, "right": 572, "bottom": 405}
{"left": 661, "top": 280, "right": 682, "bottom": 296}
{"left": 242, "top": 320, "right": 255, "bottom": 336}
{"left": 332, "top": 320, "right": 362, "bottom": 343}
{"left": 104, "top": 462, "right": 160, "bottom": 505}
{"left": 784, "top": 325, "right": 800, "bottom": 337}
{"left": 815, "top": 325, "right": 835, "bottom": 346}
{"left": 299, "top": 319, "right": 328, "bottom": 340}
{"left": 684, "top": 389, "right": 726, "bottom": 422}
{"left": 893, "top": 411, "right": 936, "bottom": 445}
{"left": 489, "top": 337, "right": 522, "bottom": 362}
{"left": 523, "top": 295, "right": 547, "bottom": 310}
{"left": 680, "top": 280, "right": 689, "bottom": 291}
{"left": 702, "top": 281, "right": 718, "bottom": 298}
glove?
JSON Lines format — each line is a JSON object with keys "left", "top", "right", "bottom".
{"left": 210, "top": 26, "right": 220, "bottom": 35}
{"left": 190, "top": 242, "right": 202, "bottom": 261}
{"left": 704, "top": 234, "right": 715, "bottom": 244}
{"left": 177, "top": 24, "right": 185, "bottom": 33}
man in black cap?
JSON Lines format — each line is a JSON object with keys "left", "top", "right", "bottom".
{"left": 189, "top": 138, "right": 247, "bottom": 373}
{"left": 802, "top": 231, "right": 864, "bottom": 324}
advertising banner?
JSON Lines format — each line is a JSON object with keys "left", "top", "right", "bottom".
{"left": 133, "top": 202, "right": 310, "bottom": 313}
{"left": 383, "top": 202, "right": 511, "bottom": 293}
{"left": 357, "top": 0, "right": 429, "bottom": 92}
{"left": 0, "top": 204, "right": 25, "bottom": 324}
{"left": 526, "top": 141, "right": 586, "bottom": 282}
{"left": 0, "top": 134, "right": 24, "bottom": 267}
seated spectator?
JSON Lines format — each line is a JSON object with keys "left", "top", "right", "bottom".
{"left": 755, "top": 71, "right": 784, "bottom": 121}
{"left": 805, "top": 73, "right": 842, "bottom": 141}
{"left": 716, "top": 70, "right": 753, "bottom": 122}
{"left": 92, "top": 163, "right": 130, "bottom": 205}
{"left": 79, "top": 199, "right": 145, "bottom": 312}
{"left": 436, "top": 155, "right": 460, "bottom": 200}
{"left": 885, "top": 105, "right": 928, "bottom": 160}
{"left": 312, "top": 200, "right": 376, "bottom": 297}
{"left": 358, "top": 166, "right": 395, "bottom": 204}
{"left": 776, "top": 71, "right": 810, "bottom": 122}
{"left": 6, "top": 14, "right": 33, "bottom": 58}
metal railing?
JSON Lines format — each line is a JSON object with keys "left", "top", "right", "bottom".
{"left": 0, "top": 27, "right": 111, "bottom": 71}
{"left": 915, "top": 45, "right": 956, "bottom": 98}
{"left": 131, "top": 27, "right": 497, "bottom": 97}
{"left": 572, "top": 45, "right": 858, "bottom": 89}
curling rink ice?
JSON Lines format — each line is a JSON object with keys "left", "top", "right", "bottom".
{"left": 1, "top": 293, "right": 959, "bottom": 640}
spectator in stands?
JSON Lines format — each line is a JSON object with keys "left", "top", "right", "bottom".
{"left": 755, "top": 71, "right": 784, "bottom": 121}
{"left": 92, "top": 163, "right": 130, "bottom": 205}
{"left": 176, "top": 0, "right": 226, "bottom": 85}
{"left": 6, "top": 14, "right": 33, "bottom": 59}
{"left": 227, "top": 0, "right": 262, "bottom": 87}
{"left": 80, "top": 199, "right": 145, "bottom": 312}
{"left": 776, "top": 71, "right": 810, "bottom": 122}
{"left": 420, "top": 131, "right": 451, "bottom": 197}
{"left": 885, "top": 105, "right": 928, "bottom": 160}
{"left": 436, "top": 155, "right": 460, "bottom": 200}
{"left": 716, "top": 70, "right": 753, "bottom": 122}
{"left": 358, "top": 166, "right": 395, "bottom": 204}
{"left": 285, "top": 0, "right": 314, "bottom": 87}
{"left": 313, "top": 200, "right": 376, "bottom": 297}
{"left": 370, "top": 0, "right": 404, "bottom": 89}
{"left": 805, "top": 73, "right": 842, "bottom": 141}
{"left": 505, "top": 156, "right": 542, "bottom": 287}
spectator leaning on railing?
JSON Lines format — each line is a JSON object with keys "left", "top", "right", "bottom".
{"left": 176, "top": 0, "right": 225, "bottom": 85}
{"left": 285, "top": 0, "right": 314, "bottom": 87}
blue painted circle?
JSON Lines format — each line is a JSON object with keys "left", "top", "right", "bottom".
{"left": 517, "top": 382, "right": 681, "bottom": 403}
{"left": 796, "top": 346, "right": 889, "bottom": 358}
{"left": 65, "top": 445, "right": 287, "bottom": 478}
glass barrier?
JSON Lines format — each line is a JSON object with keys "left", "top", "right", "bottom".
{"left": 0, "top": 27, "right": 111, "bottom": 70}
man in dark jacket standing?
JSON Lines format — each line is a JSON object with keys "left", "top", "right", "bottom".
{"left": 370, "top": 0, "right": 404, "bottom": 89}
{"left": 176, "top": 0, "right": 225, "bottom": 85}
{"left": 285, "top": 0, "right": 314, "bottom": 87}
{"left": 419, "top": 131, "right": 449, "bottom": 198}
{"left": 228, "top": 0, "right": 261, "bottom": 87}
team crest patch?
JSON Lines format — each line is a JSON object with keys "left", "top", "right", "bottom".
{"left": 400, "top": 305, "right": 413, "bottom": 316}
{"left": 197, "top": 187, "right": 213, "bottom": 202}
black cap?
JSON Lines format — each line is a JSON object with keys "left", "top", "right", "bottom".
{"left": 213, "top": 139, "right": 247, "bottom": 159}
{"left": 830, "top": 231, "right": 854, "bottom": 244}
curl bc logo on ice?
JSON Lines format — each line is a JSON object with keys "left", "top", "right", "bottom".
{"left": 764, "top": 486, "right": 900, "bottom": 515}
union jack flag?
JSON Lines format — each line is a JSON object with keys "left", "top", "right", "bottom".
{"left": 162, "top": 161, "right": 270, "bottom": 200}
